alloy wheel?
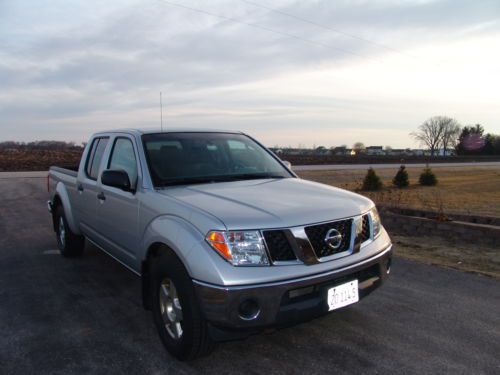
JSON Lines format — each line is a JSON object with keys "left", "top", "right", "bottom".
{"left": 159, "top": 278, "right": 184, "bottom": 340}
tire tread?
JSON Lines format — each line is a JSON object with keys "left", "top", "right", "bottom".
{"left": 150, "top": 248, "right": 215, "bottom": 360}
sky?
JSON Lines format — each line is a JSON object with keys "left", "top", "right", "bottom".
{"left": 1, "top": 0, "right": 499, "bottom": 148}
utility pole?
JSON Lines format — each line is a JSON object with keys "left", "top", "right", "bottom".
{"left": 160, "top": 91, "right": 163, "bottom": 132}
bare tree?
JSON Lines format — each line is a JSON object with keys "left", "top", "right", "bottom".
{"left": 411, "top": 116, "right": 456, "bottom": 156}
{"left": 441, "top": 119, "right": 461, "bottom": 155}
{"left": 353, "top": 142, "right": 365, "bottom": 153}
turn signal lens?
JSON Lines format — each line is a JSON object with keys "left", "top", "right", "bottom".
{"left": 370, "top": 207, "right": 382, "bottom": 238}
{"left": 206, "top": 231, "right": 232, "bottom": 261}
{"left": 206, "top": 230, "right": 270, "bottom": 266}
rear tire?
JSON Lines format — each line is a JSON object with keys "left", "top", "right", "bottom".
{"left": 55, "top": 205, "right": 85, "bottom": 257}
{"left": 150, "top": 248, "right": 215, "bottom": 360}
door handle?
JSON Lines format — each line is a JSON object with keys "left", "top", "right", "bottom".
{"left": 77, "top": 183, "right": 84, "bottom": 192}
{"left": 97, "top": 192, "right": 106, "bottom": 201}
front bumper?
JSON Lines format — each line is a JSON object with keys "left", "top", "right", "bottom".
{"left": 194, "top": 245, "right": 392, "bottom": 337}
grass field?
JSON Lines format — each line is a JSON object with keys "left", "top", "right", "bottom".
{"left": 392, "top": 234, "right": 500, "bottom": 278}
{"left": 297, "top": 166, "right": 500, "bottom": 217}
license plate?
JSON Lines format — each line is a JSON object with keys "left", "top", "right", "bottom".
{"left": 327, "top": 280, "right": 359, "bottom": 311}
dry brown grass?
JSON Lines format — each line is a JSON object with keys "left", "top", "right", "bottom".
{"left": 392, "top": 234, "right": 500, "bottom": 279}
{"left": 297, "top": 166, "right": 500, "bottom": 217}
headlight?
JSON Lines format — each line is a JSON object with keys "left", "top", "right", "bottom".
{"left": 370, "top": 207, "right": 382, "bottom": 238}
{"left": 206, "top": 230, "right": 270, "bottom": 266}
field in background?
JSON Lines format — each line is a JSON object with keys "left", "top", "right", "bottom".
{"left": 0, "top": 149, "right": 82, "bottom": 171}
{"left": 297, "top": 166, "right": 500, "bottom": 217}
{"left": 1, "top": 148, "right": 499, "bottom": 171}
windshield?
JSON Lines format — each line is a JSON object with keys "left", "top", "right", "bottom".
{"left": 142, "top": 132, "right": 293, "bottom": 186}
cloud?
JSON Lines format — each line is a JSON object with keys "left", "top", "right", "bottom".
{"left": 0, "top": 0, "right": 499, "bottom": 147}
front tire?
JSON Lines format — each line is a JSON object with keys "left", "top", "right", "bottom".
{"left": 55, "top": 205, "right": 85, "bottom": 257}
{"left": 150, "top": 249, "right": 214, "bottom": 360}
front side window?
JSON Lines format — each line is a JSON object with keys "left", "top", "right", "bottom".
{"left": 86, "top": 137, "right": 109, "bottom": 180}
{"left": 142, "top": 132, "right": 292, "bottom": 186}
{"left": 108, "top": 138, "right": 138, "bottom": 188}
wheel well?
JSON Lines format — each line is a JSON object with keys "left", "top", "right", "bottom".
{"left": 141, "top": 242, "right": 180, "bottom": 310}
{"left": 51, "top": 195, "right": 62, "bottom": 232}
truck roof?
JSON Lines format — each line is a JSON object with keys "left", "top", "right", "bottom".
{"left": 93, "top": 128, "right": 244, "bottom": 136}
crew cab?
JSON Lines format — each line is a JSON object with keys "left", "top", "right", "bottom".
{"left": 47, "top": 129, "right": 392, "bottom": 360}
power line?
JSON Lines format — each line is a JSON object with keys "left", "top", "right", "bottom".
{"left": 241, "top": 0, "right": 417, "bottom": 59}
{"left": 156, "top": 0, "right": 382, "bottom": 63}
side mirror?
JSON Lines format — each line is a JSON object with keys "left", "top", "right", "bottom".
{"left": 282, "top": 160, "right": 292, "bottom": 169}
{"left": 101, "top": 169, "right": 132, "bottom": 192}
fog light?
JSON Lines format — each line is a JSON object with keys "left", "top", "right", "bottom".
{"left": 386, "top": 257, "right": 392, "bottom": 274}
{"left": 238, "top": 299, "right": 260, "bottom": 320}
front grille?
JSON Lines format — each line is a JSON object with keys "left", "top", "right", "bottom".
{"left": 360, "top": 214, "right": 370, "bottom": 242}
{"left": 263, "top": 230, "right": 297, "bottom": 262}
{"left": 304, "top": 219, "right": 352, "bottom": 258}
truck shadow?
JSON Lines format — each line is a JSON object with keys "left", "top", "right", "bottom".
{"left": 75, "top": 245, "right": 377, "bottom": 374}
{"left": 79, "top": 243, "right": 383, "bottom": 374}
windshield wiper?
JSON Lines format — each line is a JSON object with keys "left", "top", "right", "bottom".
{"left": 223, "top": 173, "right": 286, "bottom": 181}
{"left": 157, "top": 173, "right": 286, "bottom": 187}
{"left": 157, "top": 177, "right": 220, "bottom": 187}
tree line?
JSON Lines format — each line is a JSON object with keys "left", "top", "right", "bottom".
{"left": 411, "top": 116, "right": 500, "bottom": 156}
{"left": 0, "top": 141, "right": 83, "bottom": 151}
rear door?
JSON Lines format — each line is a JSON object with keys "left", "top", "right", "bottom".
{"left": 94, "top": 135, "right": 140, "bottom": 264}
{"left": 76, "top": 136, "right": 109, "bottom": 236}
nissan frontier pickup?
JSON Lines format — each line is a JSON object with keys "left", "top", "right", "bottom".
{"left": 47, "top": 129, "right": 392, "bottom": 360}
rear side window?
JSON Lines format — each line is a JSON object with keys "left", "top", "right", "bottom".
{"left": 85, "top": 137, "right": 109, "bottom": 180}
{"left": 108, "top": 138, "right": 138, "bottom": 188}
{"left": 85, "top": 139, "right": 99, "bottom": 177}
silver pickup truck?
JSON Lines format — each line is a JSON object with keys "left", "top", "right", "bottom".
{"left": 48, "top": 129, "right": 392, "bottom": 360}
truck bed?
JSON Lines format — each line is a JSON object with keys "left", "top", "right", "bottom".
{"left": 49, "top": 165, "right": 79, "bottom": 178}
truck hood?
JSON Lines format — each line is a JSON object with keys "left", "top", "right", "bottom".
{"left": 159, "top": 178, "right": 373, "bottom": 230}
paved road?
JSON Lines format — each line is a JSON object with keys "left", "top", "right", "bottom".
{"left": 1, "top": 178, "right": 499, "bottom": 374}
{"left": 292, "top": 161, "right": 500, "bottom": 171}
{"left": 0, "top": 171, "right": 48, "bottom": 178}
{"left": 0, "top": 162, "right": 499, "bottom": 178}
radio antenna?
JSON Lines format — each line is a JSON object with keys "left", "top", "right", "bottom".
{"left": 160, "top": 91, "right": 163, "bottom": 132}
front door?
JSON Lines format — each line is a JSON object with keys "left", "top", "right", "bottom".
{"left": 95, "top": 136, "right": 140, "bottom": 265}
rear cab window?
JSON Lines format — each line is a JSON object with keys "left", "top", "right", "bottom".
{"left": 85, "top": 137, "right": 109, "bottom": 180}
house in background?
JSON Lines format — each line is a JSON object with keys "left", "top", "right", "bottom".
{"left": 437, "top": 148, "right": 456, "bottom": 156}
{"left": 314, "top": 146, "right": 330, "bottom": 155}
{"left": 271, "top": 146, "right": 441, "bottom": 157}
{"left": 387, "top": 148, "right": 406, "bottom": 156}
{"left": 273, "top": 148, "right": 307, "bottom": 156}
{"left": 365, "top": 146, "right": 385, "bottom": 156}
{"left": 331, "top": 146, "right": 356, "bottom": 156}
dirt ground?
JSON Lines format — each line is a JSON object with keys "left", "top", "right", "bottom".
{"left": 0, "top": 149, "right": 82, "bottom": 171}
{"left": 297, "top": 165, "right": 500, "bottom": 217}
{"left": 391, "top": 234, "right": 500, "bottom": 279}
